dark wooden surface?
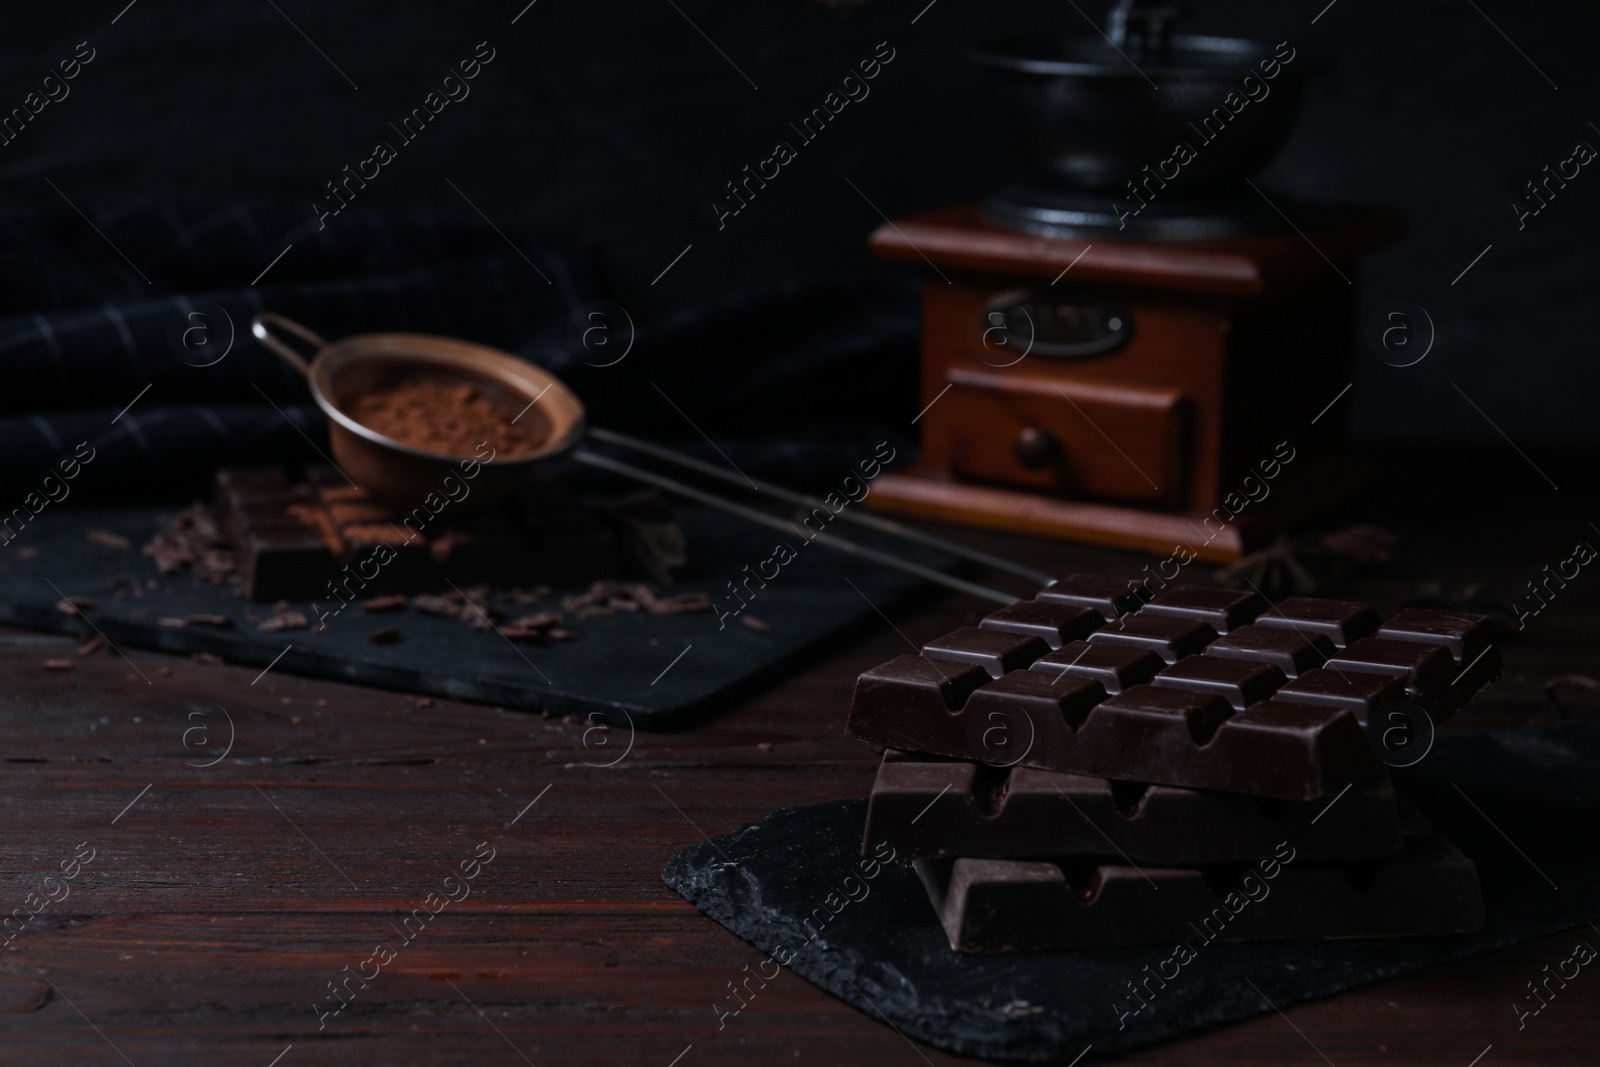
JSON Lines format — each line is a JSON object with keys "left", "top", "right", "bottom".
{"left": 2, "top": 445, "right": 1597, "bottom": 1066}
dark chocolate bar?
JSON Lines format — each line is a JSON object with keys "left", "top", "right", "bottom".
{"left": 862, "top": 751, "right": 1404, "bottom": 863}
{"left": 847, "top": 653, "right": 1371, "bottom": 800}
{"left": 916, "top": 833, "right": 1484, "bottom": 952}
{"left": 844, "top": 581, "right": 1502, "bottom": 799}
{"left": 215, "top": 467, "right": 620, "bottom": 600}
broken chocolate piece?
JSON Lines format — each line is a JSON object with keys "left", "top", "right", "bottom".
{"left": 215, "top": 467, "right": 622, "bottom": 601}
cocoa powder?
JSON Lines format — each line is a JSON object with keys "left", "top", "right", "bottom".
{"left": 343, "top": 376, "right": 547, "bottom": 459}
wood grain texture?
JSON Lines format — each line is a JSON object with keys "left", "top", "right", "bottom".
{"left": 867, "top": 205, "right": 1405, "bottom": 297}
{"left": 2, "top": 450, "right": 1597, "bottom": 1066}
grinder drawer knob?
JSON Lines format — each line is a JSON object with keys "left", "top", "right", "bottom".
{"left": 1014, "top": 427, "right": 1061, "bottom": 469}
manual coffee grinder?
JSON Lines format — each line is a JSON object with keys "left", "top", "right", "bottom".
{"left": 867, "top": 1, "right": 1400, "bottom": 561}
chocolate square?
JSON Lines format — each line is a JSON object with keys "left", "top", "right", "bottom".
{"left": 1140, "top": 585, "right": 1267, "bottom": 634}
{"left": 979, "top": 600, "right": 1102, "bottom": 649}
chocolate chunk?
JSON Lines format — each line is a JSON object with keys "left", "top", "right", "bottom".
{"left": 216, "top": 467, "right": 622, "bottom": 601}
{"left": 1256, "top": 596, "right": 1380, "bottom": 648}
{"left": 1140, "top": 585, "right": 1266, "bottom": 634}
{"left": 1029, "top": 641, "right": 1163, "bottom": 694}
{"left": 862, "top": 753, "right": 1403, "bottom": 863}
{"left": 241, "top": 527, "right": 331, "bottom": 602}
{"left": 979, "top": 600, "right": 1102, "bottom": 649}
{"left": 1152, "top": 656, "right": 1287, "bottom": 711}
{"left": 1377, "top": 608, "right": 1494, "bottom": 665}
{"left": 1274, "top": 670, "right": 1404, "bottom": 724}
{"left": 1086, "top": 614, "right": 1217, "bottom": 664}
{"left": 1037, "top": 574, "right": 1148, "bottom": 620}
{"left": 916, "top": 833, "right": 1484, "bottom": 952}
{"left": 924, "top": 627, "right": 1050, "bottom": 679}
{"left": 1203, "top": 624, "right": 1332, "bottom": 678}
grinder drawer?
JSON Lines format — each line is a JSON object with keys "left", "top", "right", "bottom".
{"left": 943, "top": 368, "right": 1185, "bottom": 507}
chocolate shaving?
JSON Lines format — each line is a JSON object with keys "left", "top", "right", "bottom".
{"left": 1546, "top": 673, "right": 1600, "bottom": 720}
{"left": 158, "top": 614, "right": 234, "bottom": 629}
{"left": 77, "top": 636, "right": 105, "bottom": 658}
{"left": 502, "top": 611, "right": 574, "bottom": 642}
{"left": 460, "top": 602, "right": 500, "bottom": 632}
{"left": 413, "top": 594, "right": 462, "bottom": 619}
{"left": 369, "top": 627, "right": 403, "bottom": 645}
{"left": 258, "top": 601, "right": 309, "bottom": 633}
{"left": 56, "top": 597, "right": 95, "bottom": 616}
{"left": 362, "top": 595, "right": 408, "bottom": 613}
{"left": 143, "top": 504, "right": 236, "bottom": 583}
{"left": 86, "top": 529, "right": 132, "bottom": 551}
{"left": 42, "top": 658, "right": 75, "bottom": 671}
{"left": 559, "top": 581, "right": 712, "bottom": 619}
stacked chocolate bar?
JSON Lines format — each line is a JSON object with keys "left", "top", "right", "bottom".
{"left": 212, "top": 467, "right": 620, "bottom": 600}
{"left": 844, "top": 576, "right": 1500, "bottom": 953}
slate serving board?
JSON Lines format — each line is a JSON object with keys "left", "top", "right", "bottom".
{"left": 663, "top": 717, "right": 1600, "bottom": 1062}
{"left": 0, "top": 504, "right": 948, "bottom": 727}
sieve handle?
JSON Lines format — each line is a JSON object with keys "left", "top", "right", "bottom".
{"left": 250, "top": 313, "right": 328, "bottom": 377}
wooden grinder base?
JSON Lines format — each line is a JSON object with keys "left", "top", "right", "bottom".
{"left": 866, "top": 204, "right": 1401, "bottom": 561}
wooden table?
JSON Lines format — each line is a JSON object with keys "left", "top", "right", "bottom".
{"left": 2, "top": 445, "right": 1596, "bottom": 1066}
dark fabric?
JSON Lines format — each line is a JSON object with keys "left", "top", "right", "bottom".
{"left": 662, "top": 718, "right": 1600, "bottom": 1062}
{"left": 0, "top": 202, "right": 920, "bottom": 503}
{"left": 0, "top": 203, "right": 583, "bottom": 416}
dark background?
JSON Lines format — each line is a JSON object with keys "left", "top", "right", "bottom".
{"left": 2, "top": 0, "right": 1595, "bottom": 441}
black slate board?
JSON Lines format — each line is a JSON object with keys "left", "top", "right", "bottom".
{"left": 662, "top": 717, "right": 1600, "bottom": 1062}
{"left": 0, "top": 504, "right": 945, "bottom": 727}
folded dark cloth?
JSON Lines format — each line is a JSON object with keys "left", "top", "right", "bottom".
{"left": 0, "top": 201, "right": 921, "bottom": 504}
{"left": 0, "top": 203, "right": 582, "bottom": 416}
{"left": 0, "top": 404, "right": 325, "bottom": 506}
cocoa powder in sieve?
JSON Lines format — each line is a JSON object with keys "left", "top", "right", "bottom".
{"left": 344, "top": 376, "right": 546, "bottom": 459}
